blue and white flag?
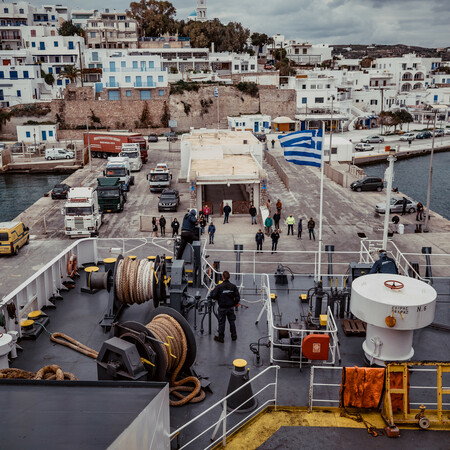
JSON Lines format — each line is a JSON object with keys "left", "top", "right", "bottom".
{"left": 278, "top": 129, "right": 323, "bottom": 167}
{"left": 214, "top": 87, "right": 219, "bottom": 98}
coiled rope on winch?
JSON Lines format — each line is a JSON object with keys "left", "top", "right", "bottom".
{"left": 146, "top": 314, "right": 205, "bottom": 407}
{"left": 116, "top": 258, "right": 154, "bottom": 305}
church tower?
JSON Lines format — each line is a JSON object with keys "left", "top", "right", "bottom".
{"left": 196, "top": 0, "right": 207, "bottom": 22}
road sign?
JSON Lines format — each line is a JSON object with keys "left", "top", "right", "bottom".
{"left": 168, "top": 120, "right": 177, "bottom": 128}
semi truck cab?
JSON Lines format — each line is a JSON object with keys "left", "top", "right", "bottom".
{"left": 97, "top": 177, "right": 126, "bottom": 213}
{"left": 120, "top": 143, "right": 142, "bottom": 172}
{"left": 147, "top": 163, "right": 172, "bottom": 192}
{"left": 104, "top": 157, "right": 134, "bottom": 191}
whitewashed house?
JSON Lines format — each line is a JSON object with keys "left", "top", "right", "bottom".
{"left": 17, "top": 124, "right": 58, "bottom": 144}
{"left": 227, "top": 114, "right": 271, "bottom": 133}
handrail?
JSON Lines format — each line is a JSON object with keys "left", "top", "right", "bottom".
{"left": 170, "top": 365, "right": 279, "bottom": 449}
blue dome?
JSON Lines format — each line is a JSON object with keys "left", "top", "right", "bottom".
{"left": 189, "top": 10, "right": 197, "bottom": 16}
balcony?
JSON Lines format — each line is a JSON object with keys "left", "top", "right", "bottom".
{"left": 133, "top": 82, "right": 156, "bottom": 88}
{"left": 103, "top": 67, "right": 164, "bottom": 73}
{"left": 105, "top": 82, "right": 120, "bottom": 87}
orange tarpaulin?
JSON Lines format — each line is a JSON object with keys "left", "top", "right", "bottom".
{"left": 340, "top": 366, "right": 385, "bottom": 408}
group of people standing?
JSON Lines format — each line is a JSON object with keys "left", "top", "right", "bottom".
{"left": 151, "top": 215, "right": 180, "bottom": 238}
{"left": 254, "top": 198, "right": 317, "bottom": 253}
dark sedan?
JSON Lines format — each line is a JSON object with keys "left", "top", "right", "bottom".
{"left": 148, "top": 134, "right": 159, "bottom": 142}
{"left": 51, "top": 183, "right": 71, "bottom": 199}
{"left": 416, "top": 131, "right": 432, "bottom": 139}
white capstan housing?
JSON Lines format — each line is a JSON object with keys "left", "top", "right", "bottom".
{"left": 351, "top": 273, "right": 437, "bottom": 366}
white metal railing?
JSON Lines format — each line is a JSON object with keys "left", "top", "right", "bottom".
{"left": 308, "top": 366, "right": 343, "bottom": 412}
{"left": 170, "top": 365, "right": 280, "bottom": 449}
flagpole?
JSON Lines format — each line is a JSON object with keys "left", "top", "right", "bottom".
{"left": 317, "top": 122, "right": 325, "bottom": 283}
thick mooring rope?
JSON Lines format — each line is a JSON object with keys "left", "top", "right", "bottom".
{"left": 0, "top": 364, "right": 78, "bottom": 381}
{"left": 115, "top": 258, "right": 154, "bottom": 305}
{"left": 51, "top": 332, "right": 99, "bottom": 359}
{"left": 146, "top": 314, "right": 205, "bottom": 407}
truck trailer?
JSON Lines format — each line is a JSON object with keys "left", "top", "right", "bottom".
{"left": 84, "top": 131, "right": 148, "bottom": 163}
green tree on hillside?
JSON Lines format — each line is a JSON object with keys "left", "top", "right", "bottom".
{"left": 58, "top": 20, "right": 84, "bottom": 37}
{"left": 58, "top": 65, "right": 82, "bottom": 84}
{"left": 127, "top": 0, "right": 177, "bottom": 37}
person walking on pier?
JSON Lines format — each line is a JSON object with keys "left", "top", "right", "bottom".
{"left": 208, "top": 221, "right": 216, "bottom": 244}
{"left": 308, "top": 218, "right": 316, "bottom": 240}
{"left": 286, "top": 214, "right": 295, "bottom": 235}
{"left": 297, "top": 218, "right": 303, "bottom": 240}
{"left": 401, "top": 196, "right": 407, "bottom": 216}
{"left": 159, "top": 215, "right": 166, "bottom": 236}
{"left": 199, "top": 213, "right": 207, "bottom": 234}
{"left": 177, "top": 209, "right": 197, "bottom": 259}
{"left": 271, "top": 139, "right": 275, "bottom": 149}
{"left": 255, "top": 229, "right": 264, "bottom": 253}
{"left": 369, "top": 250, "right": 398, "bottom": 275}
{"left": 203, "top": 204, "right": 210, "bottom": 223}
{"left": 416, "top": 202, "right": 424, "bottom": 221}
{"left": 249, "top": 204, "right": 257, "bottom": 224}
{"left": 223, "top": 203, "right": 231, "bottom": 223}
{"left": 392, "top": 215, "right": 400, "bottom": 233}
{"left": 171, "top": 218, "right": 180, "bottom": 237}
{"left": 264, "top": 215, "right": 273, "bottom": 236}
{"left": 266, "top": 198, "right": 272, "bottom": 214}
{"left": 276, "top": 199, "right": 283, "bottom": 214}
{"left": 273, "top": 210, "right": 281, "bottom": 229}
{"left": 271, "top": 229, "right": 280, "bottom": 254}
{"left": 152, "top": 217, "right": 158, "bottom": 237}
{"left": 210, "top": 270, "right": 240, "bottom": 343}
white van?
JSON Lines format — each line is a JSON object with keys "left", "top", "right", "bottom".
{"left": 45, "top": 148, "right": 75, "bottom": 160}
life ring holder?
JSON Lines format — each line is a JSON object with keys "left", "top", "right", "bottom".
{"left": 67, "top": 254, "right": 78, "bottom": 278}
{"left": 384, "top": 280, "right": 404, "bottom": 290}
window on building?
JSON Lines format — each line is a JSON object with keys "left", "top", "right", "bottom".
{"left": 302, "top": 84, "right": 306, "bottom": 89}
{"left": 31, "top": 30, "right": 36, "bottom": 37}
{"left": 88, "top": 64, "right": 94, "bottom": 68}
{"left": 20, "top": 8, "right": 24, "bottom": 13}
{"left": 23, "top": 71, "right": 29, "bottom": 78}
{"left": 370, "top": 100, "right": 378, "bottom": 105}
{"left": 10, "top": 71, "right": 18, "bottom": 79}
{"left": 0, "top": 71, "right": 3, "bottom": 79}
{"left": 48, "top": 67, "right": 52, "bottom": 73}
{"left": 90, "top": 32, "right": 96, "bottom": 38}
{"left": 331, "top": 147, "right": 337, "bottom": 155}
{"left": 149, "top": 61, "right": 154, "bottom": 69}
{"left": 140, "top": 90, "right": 151, "bottom": 100}
{"left": 311, "top": 84, "right": 316, "bottom": 89}
{"left": 125, "top": 23, "right": 129, "bottom": 28}
{"left": 54, "top": 41, "right": 58, "bottom": 47}
{"left": 125, "top": 76, "right": 131, "bottom": 83}
{"left": 68, "top": 41, "right": 74, "bottom": 50}
{"left": 303, "top": 48, "right": 307, "bottom": 54}
{"left": 92, "top": 52, "right": 98, "bottom": 61}
{"left": 4, "top": 8, "right": 8, "bottom": 13}
{"left": 51, "top": 15, "right": 55, "bottom": 20}
{"left": 132, "top": 61, "right": 138, "bottom": 69}
{"left": 26, "top": 131, "right": 31, "bottom": 138}
{"left": 159, "top": 90, "right": 164, "bottom": 96}
{"left": 402, "top": 63, "right": 406, "bottom": 70}
{"left": 49, "top": 130, "right": 53, "bottom": 136}
{"left": 108, "top": 90, "right": 119, "bottom": 101}
{"left": 126, "top": 90, "right": 131, "bottom": 97}
{"left": 302, "top": 97, "right": 307, "bottom": 104}
{"left": 31, "top": 42, "right": 36, "bottom": 47}
{"left": 55, "top": 67, "right": 61, "bottom": 74}
{"left": 51, "top": 30, "right": 55, "bottom": 36}
{"left": 234, "top": 65, "right": 239, "bottom": 70}
{"left": 326, "top": 84, "right": 330, "bottom": 88}
{"left": 39, "top": 42, "right": 45, "bottom": 50}
{"left": 315, "top": 97, "right": 324, "bottom": 103}
{"left": 65, "top": 79, "right": 69, "bottom": 84}
{"left": 17, "top": 90, "right": 21, "bottom": 97}
{"left": 250, "top": 64, "right": 255, "bottom": 70}
{"left": 121, "top": 61, "right": 126, "bottom": 67}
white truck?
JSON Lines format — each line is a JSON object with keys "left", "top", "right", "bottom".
{"left": 63, "top": 187, "right": 102, "bottom": 237}
{"left": 120, "top": 143, "right": 142, "bottom": 172}
{"left": 104, "top": 156, "right": 134, "bottom": 191}
{"left": 147, "top": 163, "right": 172, "bottom": 192}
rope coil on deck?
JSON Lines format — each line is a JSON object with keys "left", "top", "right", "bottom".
{"left": 115, "top": 258, "right": 154, "bottom": 305}
{"left": 0, "top": 365, "right": 78, "bottom": 381}
{"left": 146, "top": 314, "right": 205, "bottom": 407}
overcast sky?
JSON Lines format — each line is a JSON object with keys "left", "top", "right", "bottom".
{"left": 42, "top": 0, "right": 449, "bottom": 48}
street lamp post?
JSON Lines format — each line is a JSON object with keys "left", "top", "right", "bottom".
{"left": 424, "top": 110, "right": 438, "bottom": 232}
{"left": 84, "top": 98, "right": 92, "bottom": 171}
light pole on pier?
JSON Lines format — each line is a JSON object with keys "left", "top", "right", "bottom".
{"left": 84, "top": 98, "right": 92, "bottom": 172}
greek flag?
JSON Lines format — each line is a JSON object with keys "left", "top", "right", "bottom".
{"left": 278, "top": 129, "right": 323, "bottom": 167}
{"left": 214, "top": 87, "right": 219, "bottom": 98}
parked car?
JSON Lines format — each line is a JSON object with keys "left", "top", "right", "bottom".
{"left": 445, "top": 128, "right": 450, "bottom": 135}
{"left": 51, "top": 183, "right": 71, "bottom": 200}
{"left": 416, "top": 131, "right": 432, "bottom": 139}
{"left": 0, "top": 221, "right": 29, "bottom": 255}
{"left": 253, "top": 133, "right": 267, "bottom": 142}
{"left": 355, "top": 143, "right": 374, "bottom": 152}
{"left": 0, "top": 143, "right": 6, "bottom": 152}
{"left": 166, "top": 132, "right": 178, "bottom": 142}
{"left": 360, "top": 135, "right": 384, "bottom": 143}
{"left": 399, "top": 133, "right": 416, "bottom": 141}
{"left": 45, "top": 148, "right": 74, "bottom": 160}
{"left": 375, "top": 196, "right": 418, "bottom": 214}
{"left": 158, "top": 189, "right": 180, "bottom": 212}
{"left": 350, "top": 177, "right": 384, "bottom": 192}
{"left": 10, "top": 142, "right": 24, "bottom": 153}
{"left": 148, "top": 134, "right": 159, "bottom": 143}
{"left": 434, "top": 129, "right": 445, "bottom": 137}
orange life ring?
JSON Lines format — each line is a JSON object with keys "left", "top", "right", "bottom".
{"left": 67, "top": 254, "right": 78, "bottom": 278}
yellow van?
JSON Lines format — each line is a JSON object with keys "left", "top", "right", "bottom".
{"left": 0, "top": 221, "right": 30, "bottom": 255}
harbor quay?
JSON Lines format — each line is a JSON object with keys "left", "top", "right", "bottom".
{"left": 1, "top": 142, "right": 450, "bottom": 298}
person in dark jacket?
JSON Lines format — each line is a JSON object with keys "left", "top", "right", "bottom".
{"left": 369, "top": 250, "right": 398, "bottom": 274}
{"left": 208, "top": 221, "right": 216, "bottom": 244}
{"left": 401, "top": 196, "right": 407, "bottom": 216}
{"left": 255, "top": 229, "right": 264, "bottom": 253}
{"left": 307, "top": 218, "right": 315, "bottom": 240}
{"left": 273, "top": 211, "right": 281, "bottom": 229}
{"left": 209, "top": 271, "right": 240, "bottom": 342}
{"left": 416, "top": 202, "right": 424, "bottom": 221}
{"left": 159, "top": 215, "right": 166, "bottom": 236}
{"left": 271, "top": 229, "right": 280, "bottom": 254}
{"left": 171, "top": 218, "right": 180, "bottom": 237}
{"left": 177, "top": 209, "right": 197, "bottom": 259}
{"left": 152, "top": 217, "right": 158, "bottom": 237}
{"left": 223, "top": 203, "right": 231, "bottom": 223}
{"left": 249, "top": 204, "right": 257, "bottom": 224}
{"left": 199, "top": 212, "right": 207, "bottom": 234}
{"left": 297, "top": 218, "right": 303, "bottom": 240}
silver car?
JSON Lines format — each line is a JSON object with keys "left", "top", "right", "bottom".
{"left": 355, "top": 143, "right": 374, "bottom": 151}
{"left": 361, "top": 135, "right": 384, "bottom": 143}
{"left": 375, "top": 196, "right": 418, "bottom": 214}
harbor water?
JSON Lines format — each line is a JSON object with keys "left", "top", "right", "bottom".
{"left": 363, "top": 152, "right": 450, "bottom": 220}
{"left": 0, "top": 173, "right": 68, "bottom": 222}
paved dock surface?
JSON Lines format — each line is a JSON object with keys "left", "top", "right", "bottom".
{"left": 1, "top": 142, "right": 450, "bottom": 297}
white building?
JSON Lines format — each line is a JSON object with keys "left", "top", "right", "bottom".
{"left": 188, "top": 0, "right": 207, "bottom": 22}
{"left": 227, "top": 114, "right": 271, "bottom": 133}
{"left": 0, "top": 51, "right": 46, "bottom": 106}
{"left": 323, "top": 136, "right": 353, "bottom": 163}
{"left": 210, "top": 52, "right": 258, "bottom": 74}
{"left": 284, "top": 41, "right": 332, "bottom": 66}
{"left": 71, "top": 9, "right": 97, "bottom": 29}
{"left": 17, "top": 124, "right": 58, "bottom": 144}
{"left": 99, "top": 53, "right": 168, "bottom": 100}
{"left": 0, "top": 2, "right": 35, "bottom": 27}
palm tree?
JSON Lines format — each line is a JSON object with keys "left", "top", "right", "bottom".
{"left": 58, "top": 65, "right": 82, "bottom": 84}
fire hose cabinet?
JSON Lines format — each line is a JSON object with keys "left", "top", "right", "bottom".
{"left": 302, "top": 334, "right": 330, "bottom": 360}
